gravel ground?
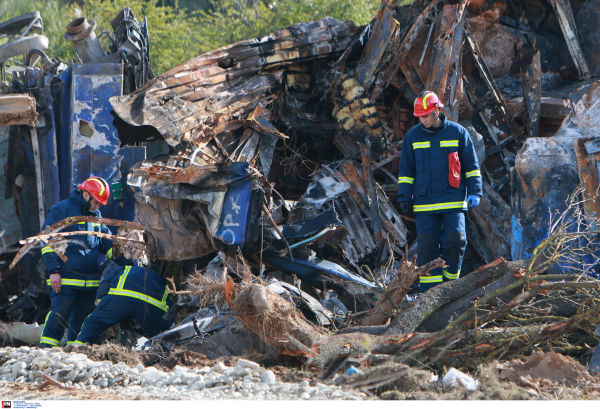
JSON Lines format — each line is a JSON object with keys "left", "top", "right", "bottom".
{"left": 0, "top": 346, "right": 367, "bottom": 400}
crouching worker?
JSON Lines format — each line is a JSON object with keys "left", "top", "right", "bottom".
{"left": 74, "top": 255, "right": 174, "bottom": 345}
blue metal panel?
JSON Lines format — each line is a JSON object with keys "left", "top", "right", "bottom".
{"left": 70, "top": 63, "right": 145, "bottom": 227}
{"left": 512, "top": 137, "right": 581, "bottom": 274}
{"left": 55, "top": 69, "right": 72, "bottom": 201}
{"left": 215, "top": 179, "right": 253, "bottom": 247}
{"left": 38, "top": 88, "right": 60, "bottom": 212}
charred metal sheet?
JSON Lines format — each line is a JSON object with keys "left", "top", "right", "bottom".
{"left": 262, "top": 253, "right": 379, "bottom": 291}
{"left": 128, "top": 162, "right": 261, "bottom": 260}
{"left": 297, "top": 166, "right": 376, "bottom": 262}
{"left": 556, "top": 80, "right": 600, "bottom": 138}
{"left": 575, "top": 0, "right": 600, "bottom": 78}
{"left": 269, "top": 280, "right": 333, "bottom": 326}
{"left": 521, "top": 51, "right": 542, "bottom": 139}
{"left": 382, "top": 1, "right": 436, "bottom": 89}
{"left": 331, "top": 192, "right": 377, "bottom": 262}
{"left": 426, "top": 1, "right": 468, "bottom": 116}
{"left": 463, "top": 22, "right": 521, "bottom": 196}
{"left": 360, "top": 144, "right": 382, "bottom": 242}
{"left": 469, "top": 181, "right": 512, "bottom": 261}
{"left": 574, "top": 137, "right": 600, "bottom": 221}
{"left": 355, "top": 2, "right": 399, "bottom": 88}
{"left": 467, "top": 14, "right": 519, "bottom": 79}
{"left": 0, "top": 95, "right": 38, "bottom": 126}
{"left": 550, "top": 0, "right": 591, "bottom": 80}
{"left": 330, "top": 74, "right": 387, "bottom": 158}
{"left": 399, "top": 57, "right": 425, "bottom": 96}
{"left": 511, "top": 137, "right": 579, "bottom": 267}
{"left": 336, "top": 160, "right": 407, "bottom": 248}
{"left": 110, "top": 18, "right": 358, "bottom": 146}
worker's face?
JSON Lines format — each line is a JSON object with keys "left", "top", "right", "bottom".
{"left": 82, "top": 191, "right": 102, "bottom": 211}
{"left": 418, "top": 109, "right": 439, "bottom": 128}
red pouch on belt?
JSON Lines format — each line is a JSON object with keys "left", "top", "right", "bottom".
{"left": 449, "top": 152, "right": 461, "bottom": 188}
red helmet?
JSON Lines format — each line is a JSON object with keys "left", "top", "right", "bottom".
{"left": 78, "top": 177, "right": 110, "bottom": 205}
{"left": 413, "top": 91, "right": 444, "bottom": 117}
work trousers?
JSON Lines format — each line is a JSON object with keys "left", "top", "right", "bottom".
{"left": 416, "top": 211, "right": 467, "bottom": 292}
{"left": 40, "top": 287, "right": 96, "bottom": 347}
{"left": 76, "top": 295, "right": 172, "bottom": 345}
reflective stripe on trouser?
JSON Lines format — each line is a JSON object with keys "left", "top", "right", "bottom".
{"left": 40, "top": 287, "right": 96, "bottom": 347}
{"left": 77, "top": 296, "right": 172, "bottom": 345}
{"left": 416, "top": 211, "right": 466, "bottom": 292}
{"left": 40, "top": 311, "right": 60, "bottom": 347}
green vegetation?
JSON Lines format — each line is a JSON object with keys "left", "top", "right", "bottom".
{"left": 0, "top": 0, "right": 385, "bottom": 75}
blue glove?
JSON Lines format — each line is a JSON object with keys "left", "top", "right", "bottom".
{"left": 467, "top": 195, "right": 481, "bottom": 208}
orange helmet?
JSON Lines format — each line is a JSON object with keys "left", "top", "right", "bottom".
{"left": 78, "top": 177, "right": 110, "bottom": 205}
{"left": 413, "top": 91, "right": 444, "bottom": 117}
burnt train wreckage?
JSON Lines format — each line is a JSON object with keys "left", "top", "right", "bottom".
{"left": 1, "top": 0, "right": 600, "bottom": 379}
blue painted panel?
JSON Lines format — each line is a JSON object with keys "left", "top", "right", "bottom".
{"left": 215, "top": 179, "right": 253, "bottom": 247}
{"left": 38, "top": 89, "right": 60, "bottom": 212}
{"left": 55, "top": 69, "right": 72, "bottom": 201}
{"left": 70, "top": 63, "right": 145, "bottom": 228}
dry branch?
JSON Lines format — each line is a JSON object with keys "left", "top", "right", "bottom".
{"left": 359, "top": 257, "right": 445, "bottom": 326}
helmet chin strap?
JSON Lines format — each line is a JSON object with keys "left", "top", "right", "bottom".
{"left": 424, "top": 109, "right": 441, "bottom": 131}
{"left": 81, "top": 191, "right": 92, "bottom": 214}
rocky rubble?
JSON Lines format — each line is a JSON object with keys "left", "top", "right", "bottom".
{"left": 0, "top": 347, "right": 367, "bottom": 400}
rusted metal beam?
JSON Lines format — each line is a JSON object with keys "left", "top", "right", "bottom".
{"left": 382, "top": 1, "right": 436, "bottom": 89}
{"left": 360, "top": 143, "right": 383, "bottom": 242}
{"left": 10, "top": 216, "right": 146, "bottom": 269}
{"left": 574, "top": 138, "right": 600, "bottom": 221}
{"left": 550, "top": 0, "right": 591, "bottom": 81}
{"left": 521, "top": 50, "right": 541, "bottom": 139}
{"left": 426, "top": 1, "right": 468, "bottom": 112}
{"left": 10, "top": 232, "right": 147, "bottom": 269}
{"left": 356, "top": 2, "right": 399, "bottom": 88}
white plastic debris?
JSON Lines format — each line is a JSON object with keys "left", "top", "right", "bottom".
{"left": 442, "top": 368, "right": 478, "bottom": 391}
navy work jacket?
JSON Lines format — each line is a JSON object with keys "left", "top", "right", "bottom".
{"left": 98, "top": 266, "right": 173, "bottom": 313}
{"left": 41, "top": 190, "right": 113, "bottom": 289}
{"left": 397, "top": 113, "right": 483, "bottom": 214}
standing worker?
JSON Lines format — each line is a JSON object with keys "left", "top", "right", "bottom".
{"left": 39, "top": 177, "right": 113, "bottom": 347}
{"left": 397, "top": 91, "right": 482, "bottom": 291}
{"left": 74, "top": 256, "right": 174, "bottom": 345}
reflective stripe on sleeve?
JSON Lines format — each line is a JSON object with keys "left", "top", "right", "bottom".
{"left": 466, "top": 169, "right": 481, "bottom": 178}
{"left": 398, "top": 177, "right": 414, "bottom": 184}
{"left": 106, "top": 248, "right": 113, "bottom": 259}
{"left": 41, "top": 246, "right": 55, "bottom": 255}
{"left": 413, "top": 201, "right": 467, "bottom": 212}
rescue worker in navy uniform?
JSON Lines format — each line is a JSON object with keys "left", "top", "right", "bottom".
{"left": 397, "top": 91, "right": 483, "bottom": 291}
{"left": 40, "top": 177, "right": 113, "bottom": 347}
{"left": 74, "top": 256, "right": 174, "bottom": 345}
